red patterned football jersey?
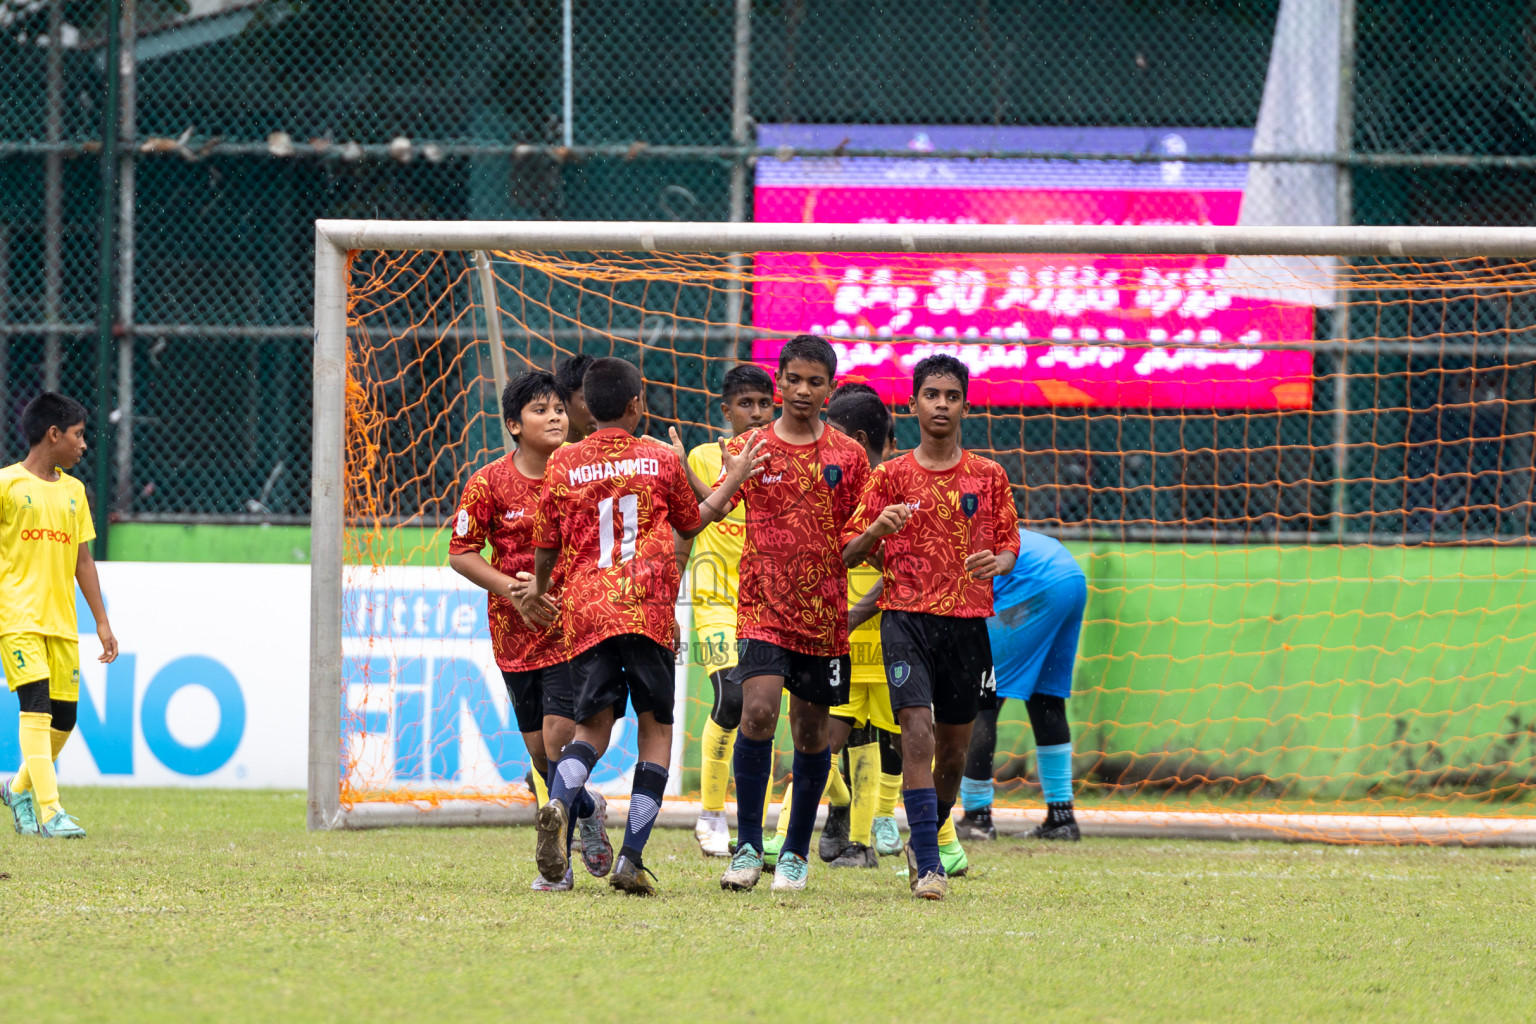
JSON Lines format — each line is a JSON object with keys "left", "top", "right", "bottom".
{"left": 448, "top": 453, "right": 564, "bottom": 672}
{"left": 533, "top": 428, "right": 702, "bottom": 655}
{"left": 842, "top": 449, "right": 1021, "bottom": 617}
{"left": 721, "top": 423, "right": 871, "bottom": 657}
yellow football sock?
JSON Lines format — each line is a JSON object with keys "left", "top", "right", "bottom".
{"left": 16, "top": 712, "right": 61, "bottom": 817}
{"left": 825, "top": 764, "right": 850, "bottom": 808}
{"left": 775, "top": 779, "right": 793, "bottom": 841}
{"left": 938, "top": 814, "right": 957, "bottom": 847}
{"left": 700, "top": 719, "right": 736, "bottom": 813}
{"left": 877, "top": 772, "right": 901, "bottom": 818}
{"left": 847, "top": 741, "right": 879, "bottom": 846}
{"left": 13, "top": 726, "right": 71, "bottom": 795}
{"left": 530, "top": 764, "right": 550, "bottom": 807}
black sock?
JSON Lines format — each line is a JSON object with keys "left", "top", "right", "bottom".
{"left": 936, "top": 798, "right": 955, "bottom": 839}
{"left": 1046, "top": 801, "right": 1076, "bottom": 827}
{"left": 620, "top": 761, "right": 669, "bottom": 864}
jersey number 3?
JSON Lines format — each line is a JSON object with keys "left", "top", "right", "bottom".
{"left": 596, "top": 494, "right": 639, "bottom": 568}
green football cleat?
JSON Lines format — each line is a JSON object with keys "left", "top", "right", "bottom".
{"left": 761, "top": 832, "right": 784, "bottom": 867}
{"left": 37, "top": 808, "right": 86, "bottom": 839}
{"left": 938, "top": 839, "right": 968, "bottom": 877}
{"left": 871, "top": 816, "right": 902, "bottom": 856}
{"left": 1, "top": 777, "right": 39, "bottom": 836}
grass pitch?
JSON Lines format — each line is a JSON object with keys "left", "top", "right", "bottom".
{"left": 5, "top": 789, "right": 1534, "bottom": 1023}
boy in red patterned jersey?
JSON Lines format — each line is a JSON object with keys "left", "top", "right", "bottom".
{"left": 524, "top": 357, "right": 766, "bottom": 895}
{"left": 842, "top": 353, "right": 1020, "bottom": 900}
{"left": 714, "top": 335, "right": 872, "bottom": 895}
{"left": 448, "top": 370, "right": 612, "bottom": 892}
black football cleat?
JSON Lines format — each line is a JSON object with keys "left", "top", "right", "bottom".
{"left": 955, "top": 807, "right": 997, "bottom": 842}
{"left": 1026, "top": 819, "right": 1081, "bottom": 842}
{"left": 609, "top": 853, "right": 658, "bottom": 896}
{"left": 818, "top": 804, "right": 852, "bottom": 862}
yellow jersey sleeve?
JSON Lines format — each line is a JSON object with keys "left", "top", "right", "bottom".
{"left": 686, "top": 441, "right": 745, "bottom": 628}
{"left": 848, "top": 563, "right": 883, "bottom": 684}
{"left": 0, "top": 464, "right": 88, "bottom": 638}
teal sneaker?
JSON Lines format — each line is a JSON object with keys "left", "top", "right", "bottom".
{"left": 720, "top": 842, "right": 764, "bottom": 891}
{"left": 871, "top": 816, "right": 902, "bottom": 856}
{"left": 770, "top": 850, "right": 810, "bottom": 891}
{"left": 1, "top": 777, "right": 39, "bottom": 835}
{"left": 37, "top": 807, "right": 86, "bottom": 839}
{"left": 938, "top": 839, "right": 968, "bottom": 877}
{"left": 762, "top": 832, "right": 784, "bottom": 867}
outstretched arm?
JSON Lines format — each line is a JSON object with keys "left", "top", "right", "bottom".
{"left": 75, "top": 543, "right": 118, "bottom": 663}
{"left": 678, "top": 431, "right": 770, "bottom": 539}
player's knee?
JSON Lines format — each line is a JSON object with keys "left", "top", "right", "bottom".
{"left": 739, "top": 701, "right": 777, "bottom": 740}
{"left": 15, "top": 680, "right": 50, "bottom": 716}
{"left": 49, "top": 699, "right": 77, "bottom": 734}
{"left": 710, "top": 671, "right": 743, "bottom": 730}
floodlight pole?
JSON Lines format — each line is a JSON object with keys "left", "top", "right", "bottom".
{"left": 307, "top": 228, "right": 347, "bottom": 831}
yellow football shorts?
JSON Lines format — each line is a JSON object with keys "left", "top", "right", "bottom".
{"left": 693, "top": 616, "right": 739, "bottom": 675}
{"left": 833, "top": 675, "right": 900, "bottom": 734}
{"left": 1, "top": 632, "right": 81, "bottom": 701}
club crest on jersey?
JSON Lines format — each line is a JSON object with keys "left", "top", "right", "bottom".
{"left": 823, "top": 465, "right": 843, "bottom": 488}
{"left": 890, "top": 661, "right": 911, "bottom": 688}
{"left": 960, "top": 493, "right": 979, "bottom": 518}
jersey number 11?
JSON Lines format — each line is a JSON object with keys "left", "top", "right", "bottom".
{"left": 596, "top": 494, "right": 639, "bottom": 567}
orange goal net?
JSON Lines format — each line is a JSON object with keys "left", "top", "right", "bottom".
{"left": 312, "top": 223, "right": 1536, "bottom": 844}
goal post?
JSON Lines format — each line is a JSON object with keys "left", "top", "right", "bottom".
{"left": 310, "top": 220, "right": 1536, "bottom": 843}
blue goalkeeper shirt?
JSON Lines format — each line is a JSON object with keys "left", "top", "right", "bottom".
{"left": 992, "top": 528, "right": 1083, "bottom": 611}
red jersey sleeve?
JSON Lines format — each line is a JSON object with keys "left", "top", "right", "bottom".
{"left": 992, "top": 467, "right": 1021, "bottom": 557}
{"left": 449, "top": 469, "right": 495, "bottom": 555}
{"left": 532, "top": 458, "right": 564, "bottom": 550}
{"left": 841, "top": 463, "right": 890, "bottom": 552}
{"left": 667, "top": 454, "right": 704, "bottom": 535}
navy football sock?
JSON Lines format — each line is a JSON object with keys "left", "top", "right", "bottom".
{"left": 733, "top": 734, "right": 773, "bottom": 853}
{"left": 783, "top": 747, "right": 831, "bottom": 861}
{"left": 548, "top": 741, "right": 598, "bottom": 809}
{"left": 904, "top": 787, "right": 942, "bottom": 876}
{"left": 620, "top": 761, "right": 669, "bottom": 863}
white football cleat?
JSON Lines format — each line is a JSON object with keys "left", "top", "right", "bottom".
{"left": 694, "top": 810, "right": 731, "bottom": 857}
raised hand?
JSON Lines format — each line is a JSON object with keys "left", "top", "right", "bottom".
{"left": 643, "top": 425, "right": 689, "bottom": 467}
{"left": 720, "top": 429, "right": 770, "bottom": 485}
{"left": 964, "top": 549, "right": 1000, "bottom": 581}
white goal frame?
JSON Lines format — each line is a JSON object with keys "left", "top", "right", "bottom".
{"left": 309, "top": 220, "right": 1536, "bottom": 842}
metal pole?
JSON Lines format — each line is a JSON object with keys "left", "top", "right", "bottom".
{"left": 472, "top": 251, "right": 514, "bottom": 453}
{"left": 114, "top": 0, "right": 137, "bottom": 512}
{"left": 308, "top": 228, "right": 347, "bottom": 831}
{"left": 91, "top": 0, "right": 122, "bottom": 558}
{"left": 42, "top": 0, "right": 63, "bottom": 393}
{"left": 1331, "top": 0, "right": 1356, "bottom": 541}
{"left": 725, "top": 0, "right": 752, "bottom": 351}
{"left": 561, "top": 0, "right": 574, "bottom": 148}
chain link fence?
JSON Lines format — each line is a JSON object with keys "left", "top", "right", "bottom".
{"left": 4, "top": 0, "right": 1536, "bottom": 534}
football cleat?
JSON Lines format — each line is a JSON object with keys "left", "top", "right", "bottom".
{"left": 955, "top": 807, "right": 997, "bottom": 842}
{"left": 771, "top": 851, "right": 810, "bottom": 891}
{"left": 530, "top": 867, "right": 574, "bottom": 892}
{"left": 694, "top": 810, "right": 731, "bottom": 858}
{"left": 871, "top": 816, "right": 902, "bottom": 856}
{"left": 534, "top": 798, "right": 571, "bottom": 883}
{"left": 37, "top": 808, "right": 86, "bottom": 839}
{"left": 575, "top": 791, "right": 614, "bottom": 877}
{"left": 1026, "top": 819, "right": 1081, "bottom": 842}
{"left": 609, "top": 854, "right": 658, "bottom": 896}
{"left": 761, "top": 832, "right": 784, "bottom": 868}
{"left": 720, "top": 842, "right": 764, "bottom": 891}
{"left": 828, "top": 841, "right": 878, "bottom": 869}
{"left": 818, "top": 804, "right": 851, "bottom": 863}
{"left": 939, "top": 839, "right": 969, "bottom": 877}
{"left": 911, "top": 871, "right": 949, "bottom": 900}
{"left": 1, "top": 777, "right": 39, "bottom": 836}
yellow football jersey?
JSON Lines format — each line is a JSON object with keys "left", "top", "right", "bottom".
{"left": 686, "top": 441, "right": 746, "bottom": 631}
{"left": 848, "top": 562, "right": 883, "bottom": 684}
{"left": 0, "top": 463, "right": 94, "bottom": 638}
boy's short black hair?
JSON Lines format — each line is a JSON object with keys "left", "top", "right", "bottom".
{"left": 830, "top": 380, "right": 880, "bottom": 403}
{"left": 502, "top": 371, "right": 568, "bottom": 426}
{"left": 911, "top": 353, "right": 970, "bottom": 398}
{"left": 554, "top": 353, "right": 594, "bottom": 396}
{"left": 582, "top": 357, "right": 644, "bottom": 422}
{"left": 826, "top": 391, "right": 890, "bottom": 454}
{"left": 776, "top": 334, "right": 838, "bottom": 379}
{"left": 721, "top": 363, "right": 775, "bottom": 402}
{"left": 22, "top": 391, "right": 88, "bottom": 447}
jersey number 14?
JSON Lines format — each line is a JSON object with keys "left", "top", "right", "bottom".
{"left": 596, "top": 494, "right": 639, "bottom": 568}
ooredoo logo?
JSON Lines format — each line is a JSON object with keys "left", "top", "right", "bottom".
{"left": 19, "top": 528, "right": 71, "bottom": 543}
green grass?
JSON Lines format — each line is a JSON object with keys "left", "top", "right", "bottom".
{"left": 5, "top": 789, "right": 1535, "bottom": 1023}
